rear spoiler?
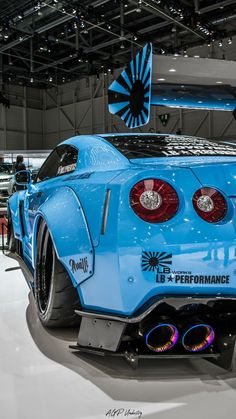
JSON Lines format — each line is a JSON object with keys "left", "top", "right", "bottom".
{"left": 108, "top": 43, "right": 236, "bottom": 129}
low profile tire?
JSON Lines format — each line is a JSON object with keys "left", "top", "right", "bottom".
{"left": 35, "top": 219, "right": 81, "bottom": 327}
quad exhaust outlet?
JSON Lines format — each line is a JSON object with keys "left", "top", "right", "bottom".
{"left": 182, "top": 324, "right": 215, "bottom": 352}
{"left": 144, "top": 322, "right": 215, "bottom": 353}
{"left": 145, "top": 323, "right": 179, "bottom": 353}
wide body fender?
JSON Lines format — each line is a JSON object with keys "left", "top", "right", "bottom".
{"left": 32, "top": 187, "right": 94, "bottom": 287}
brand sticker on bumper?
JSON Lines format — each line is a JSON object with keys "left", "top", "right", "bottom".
{"left": 141, "top": 251, "right": 231, "bottom": 285}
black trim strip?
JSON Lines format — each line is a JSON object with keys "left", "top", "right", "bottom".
{"left": 101, "top": 189, "right": 111, "bottom": 235}
{"left": 75, "top": 296, "right": 236, "bottom": 324}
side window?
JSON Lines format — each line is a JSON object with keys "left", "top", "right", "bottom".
{"left": 35, "top": 145, "right": 78, "bottom": 183}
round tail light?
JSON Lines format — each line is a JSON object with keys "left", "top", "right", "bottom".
{"left": 130, "top": 179, "right": 179, "bottom": 223}
{"left": 192, "top": 187, "right": 227, "bottom": 223}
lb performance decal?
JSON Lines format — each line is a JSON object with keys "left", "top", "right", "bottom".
{"left": 169, "top": 273, "right": 229, "bottom": 285}
{"left": 141, "top": 251, "right": 230, "bottom": 284}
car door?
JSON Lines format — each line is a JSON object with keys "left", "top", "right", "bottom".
{"left": 22, "top": 145, "right": 78, "bottom": 262}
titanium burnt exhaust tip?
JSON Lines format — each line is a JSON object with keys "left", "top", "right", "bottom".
{"left": 182, "top": 324, "right": 215, "bottom": 352}
{"left": 145, "top": 323, "right": 179, "bottom": 353}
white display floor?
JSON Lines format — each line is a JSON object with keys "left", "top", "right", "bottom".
{"left": 1, "top": 251, "right": 236, "bottom": 419}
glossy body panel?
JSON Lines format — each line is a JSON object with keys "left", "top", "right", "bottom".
{"left": 8, "top": 133, "right": 236, "bottom": 316}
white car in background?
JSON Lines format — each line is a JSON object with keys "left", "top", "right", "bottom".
{"left": 0, "top": 164, "right": 15, "bottom": 211}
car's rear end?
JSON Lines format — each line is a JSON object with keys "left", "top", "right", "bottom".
{"left": 75, "top": 135, "right": 236, "bottom": 367}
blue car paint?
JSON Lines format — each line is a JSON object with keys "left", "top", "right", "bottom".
{"left": 8, "top": 133, "right": 236, "bottom": 316}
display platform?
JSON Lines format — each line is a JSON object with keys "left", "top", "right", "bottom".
{"left": 1, "top": 251, "right": 236, "bottom": 419}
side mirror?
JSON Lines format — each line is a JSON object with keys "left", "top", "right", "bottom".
{"left": 15, "top": 170, "right": 31, "bottom": 186}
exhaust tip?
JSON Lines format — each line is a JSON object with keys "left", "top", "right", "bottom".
{"left": 182, "top": 324, "right": 215, "bottom": 352}
{"left": 145, "top": 323, "right": 179, "bottom": 353}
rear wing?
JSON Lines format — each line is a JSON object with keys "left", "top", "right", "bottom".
{"left": 108, "top": 43, "right": 236, "bottom": 129}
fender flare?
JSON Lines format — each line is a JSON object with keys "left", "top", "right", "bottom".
{"left": 32, "top": 187, "right": 94, "bottom": 287}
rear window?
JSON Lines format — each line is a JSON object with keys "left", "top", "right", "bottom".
{"left": 104, "top": 135, "right": 236, "bottom": 158}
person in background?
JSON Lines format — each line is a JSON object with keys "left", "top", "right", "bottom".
{"left": 15, "top": 155, "right": 26, "bottom": 173}
{"left": 14, "top": 155, "right": 26, "bottom": 191}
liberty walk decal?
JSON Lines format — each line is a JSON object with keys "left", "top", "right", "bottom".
{"left": 141, "top": 251, "right": 173, "bottom": 283}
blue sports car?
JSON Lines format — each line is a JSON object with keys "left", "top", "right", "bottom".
{"left": 7, "top": 133, "right": 236, "bottom": 366}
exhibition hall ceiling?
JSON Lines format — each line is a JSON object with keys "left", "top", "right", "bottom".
{"left": 0, "top": 0, "right": 236, "bottom": 87}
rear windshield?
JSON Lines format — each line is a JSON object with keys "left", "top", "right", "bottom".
{"left": 104, "top": 135, "right": 236, "bottom": 158}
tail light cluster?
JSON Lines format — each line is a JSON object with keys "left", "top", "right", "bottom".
{"left": 192, "top": 187, "right": 227, "bottom": 223}
{"left": 130, "top": 179, "right": 227, "bottom": 224}
{"left": 129, "top": 179, "right": 179, "bottom": 223}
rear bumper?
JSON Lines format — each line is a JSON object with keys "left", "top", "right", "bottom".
{"left": 74, "top": 294, "right": 236, "bottom": 370}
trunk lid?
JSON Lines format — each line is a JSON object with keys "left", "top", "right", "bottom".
{"left": 130, "top": 156, "right": 236, "bottom": 196}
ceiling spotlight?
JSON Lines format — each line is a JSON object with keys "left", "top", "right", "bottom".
{"left": 120, "top": 42, "right": 125, "bottom": 49}
{"left": 228, "top": 37, "right": 232, "bottom": 45}
{"left": 133, "top": 35, "right": 138, "bottom": 41}
{"left": 17, "top": 11, "right": 23, "bottom": 20}
{"left": 219, "top": 40, "right": 223, "bottom": 47}
{"left": 136, "top": 0, "right": 142, "bottom": 12}
{"left": 4, "top": 33, "right": 9, "bottom": 40}
{"left": 169, "top": 68, "right": 176, "bottom": 72}
{"left": 81, "top": 28, "right": 88, "bottom": 34}
{"left": 30, "top": 77, "right": 34, "bottom": 83}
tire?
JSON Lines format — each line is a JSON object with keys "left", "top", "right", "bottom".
{"left": 35, "top": 219, "right": 81, "bottom": 327}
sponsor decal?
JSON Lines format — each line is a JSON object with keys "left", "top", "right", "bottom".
{"left": 141, "top": 251, "right": 231, "bottom": 284}
{"left": 141, "top": 251, "right": 172, "bottom": 272}
{"left": 57, "top": 163, "right": 76, "bottom": 175}
{"left": 159, "top": 137, "right": 236, "bottom": 157}
{"left": 69, "top": 257, "right": 89, "bottom": 274}
{"left": 64, "top": 172, "right": 94, "bottom": 181}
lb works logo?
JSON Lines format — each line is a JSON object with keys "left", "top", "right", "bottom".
{"left": 141, "top": 251, "right": 172, "bottom": 272}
